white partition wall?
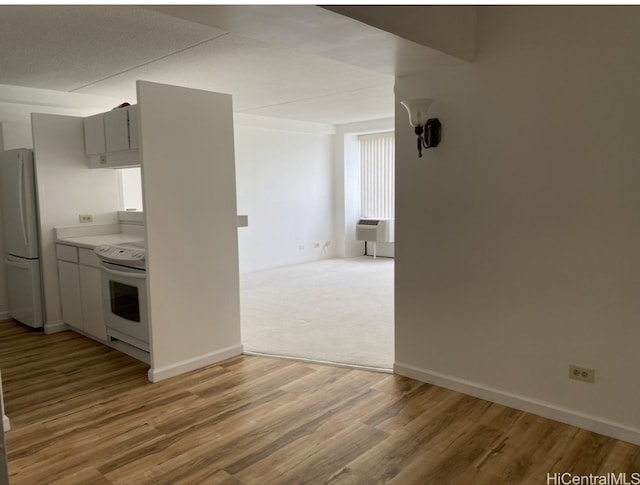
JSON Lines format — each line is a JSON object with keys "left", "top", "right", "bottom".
{"left": 137, "top": 81, "right": 242, "bottom": 381}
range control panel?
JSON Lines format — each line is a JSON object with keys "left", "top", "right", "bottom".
{"left": 94, "top": 244, "right": 146, "bottom": 267}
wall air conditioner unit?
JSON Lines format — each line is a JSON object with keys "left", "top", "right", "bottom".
{"left": 356, "top": 218, "right": 395, "bottom": 258}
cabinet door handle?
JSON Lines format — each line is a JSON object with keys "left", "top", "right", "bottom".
{"left": 101, "top": 265, "right": 146, "bottom": 279}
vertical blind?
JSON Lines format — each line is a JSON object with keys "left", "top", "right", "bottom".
{"left": 359, "top": 131, "right": 395, "bottom": 219}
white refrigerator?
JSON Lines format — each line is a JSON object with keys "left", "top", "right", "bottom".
{"left": 0, "top": 148, "right": 44, "bottom": 328}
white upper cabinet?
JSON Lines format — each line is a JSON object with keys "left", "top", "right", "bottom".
{"left": 128, "top": 105, "right": 139, "bottom": 150}
{"left": 83, "top": 113, "right": 106, "bottom": 155}
{"left": 84, "top": 105, "right": 140, "bottom": 168}
{"left": 104, "top": 108, "right": 129, "bottom": 152}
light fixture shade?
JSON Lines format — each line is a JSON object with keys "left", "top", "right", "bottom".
{"left": 401, "top": 98, "right": 434, "bottom": 127}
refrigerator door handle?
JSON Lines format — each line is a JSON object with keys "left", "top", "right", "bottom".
{"left": 18, "top": 162, "right": 30, "bottom": 254}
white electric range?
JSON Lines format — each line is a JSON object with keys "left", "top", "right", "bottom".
{"left": 94, "top": 242, "right": 148, "bottom": 352}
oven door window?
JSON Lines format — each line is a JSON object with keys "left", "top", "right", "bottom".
{"left": 109, "top": 280, "right": 140, "bottom": 322}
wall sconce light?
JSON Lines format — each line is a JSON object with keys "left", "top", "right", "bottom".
{"left": 400, "top": 98, "right": 441, "bottom": 158}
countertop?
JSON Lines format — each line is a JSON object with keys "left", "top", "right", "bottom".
{"left": 55, "top": 222, "right": 145, "bottom": 249}
{"left": 56, "top": 233, "right": 144, "bottom": 250}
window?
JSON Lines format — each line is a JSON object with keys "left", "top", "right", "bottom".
{"left": 359, "top": 132, "right": 395, "bottom": 219}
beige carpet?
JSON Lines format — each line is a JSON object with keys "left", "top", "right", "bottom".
{"left": 240, "top": 257, "right": 394, "bottom": 370}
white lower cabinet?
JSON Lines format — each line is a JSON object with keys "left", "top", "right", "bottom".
{"left": 78, "top": 249, "right": 107, "bottom": 341}
{"left": 56, "top": 244, "right": 107, "bottom": 341}
{"left": 57, "top": 259, "right": 83, "bottom": 330}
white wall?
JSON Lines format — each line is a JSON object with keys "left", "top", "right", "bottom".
{"left": 394, "top": 6, "right": 640, "bottom": 444}
{"left": 0, "top": 122, "right": 32, "bottom": 150}
{"left": 235, "top": 114, "right": 335, "bottom": 273}
{"left": 32, "top": 114, "right": 122, "bottom": 332}
{"left": 0, "top": 85, "right": 123, "bottom": 129}
{"left": 138, "top": 81, "right": 242, "bottom": 381}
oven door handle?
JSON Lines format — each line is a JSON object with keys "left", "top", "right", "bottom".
{"left": 101, "top": 265, "right": 147, "bottom": 279}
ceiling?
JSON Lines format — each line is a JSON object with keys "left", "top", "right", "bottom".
{"left": 0, "top": 5, "right": 397, "bottom": 126}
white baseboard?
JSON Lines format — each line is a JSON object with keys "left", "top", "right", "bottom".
{"left": 2, "top": 415, "right": 9, "bottom": 432}
{"left": 394, "top": 361, "right": 640, "bottom": 446}
{"left": 44, "top": 320, "right": 68, "bottom": 334}
{"left": 148, "top": 344, "right": 243, "bottom": 383}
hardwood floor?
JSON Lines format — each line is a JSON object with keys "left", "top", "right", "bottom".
{"left": 0, "top": 320, "right": 638, "bottom": 484}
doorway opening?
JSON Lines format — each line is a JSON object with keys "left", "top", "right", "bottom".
{"left": 239, "top": 126, "right": 395, "bottom": 371}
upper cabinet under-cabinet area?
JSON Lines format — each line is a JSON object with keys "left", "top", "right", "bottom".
{"left": 84, "top": 104, "right": 139, "bottom": 169}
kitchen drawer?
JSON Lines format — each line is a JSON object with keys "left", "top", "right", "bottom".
{"left": 56, "top": 244, "right": 78, "bottom": 263}
{"left": 79, "top": 248, "right": 101, "bottom": 268}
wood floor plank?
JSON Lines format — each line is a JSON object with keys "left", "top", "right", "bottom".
{"left": 599, "top": 441, "right": 640, "bottom": 474}
{"left": 324, "top": 427, "right": 434, "bottom": 484}
{"left": 9, "top": 423, "right": 164, "bottom": 484}
{"left": 469, "top": 413, "right": 576, "bottom": 482}
{"left": 0, "top": 319, "right": 638, "bottom": 484}
{"left": 390, "top": 422, "right": 505, "bottom": 484}
{"left": 1, "top": 423, "right": 54, "bottom": 457}
{"left": 242, "top": 421, "right": 389, "bottom": 485}
{"left": 112, "top": 445, "right": 233, "bottom": 484}
{"left": 551, "top": 428, "right": 620, "bottom": 475}
{"left": 225, "top": 389, "right": 386, "bottom": 477}
{"left": 6, "top": 371, "right": 149, "bottom": 429}
{"left": 97, "top": 390, "right": 299, "bottom": 480}
{"left": 278, "top": 362, "right": 350, "bottom": 395}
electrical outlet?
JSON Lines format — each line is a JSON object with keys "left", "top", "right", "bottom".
{"left": 569, "top": 365, "right": 595, "bottom": 383}
{"left": 314, "top": 242, "right": 321, "bottom": 248}
{"left": 79, "top": 214, "right": 93, "bottom": 223}
{"left": 298, "top": 245, "right": 305, "bottom": 251}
